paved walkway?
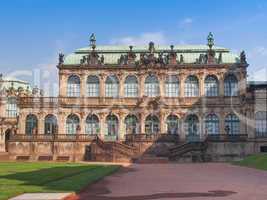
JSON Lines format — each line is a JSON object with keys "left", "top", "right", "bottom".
{"left": 69, "top": 163, "right": 267, "bottom": 200}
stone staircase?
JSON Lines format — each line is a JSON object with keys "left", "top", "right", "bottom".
{"left": 132, "top": 154, "right": 169, "bottom": 164}
{"left": 90, "top": 136, "right": 138, "bottom": 162}
{"left": 169, "top": 141, "right": 208, "bottom": 162}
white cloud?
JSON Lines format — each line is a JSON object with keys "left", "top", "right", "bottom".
{"left": 110, "top": 32, "right": 167, "bottom": 45}
{"left": 179, "top": 17, "right": 193, "bottom": 27}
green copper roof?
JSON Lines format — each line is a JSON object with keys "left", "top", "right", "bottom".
{"left": 0, "top": 76, "right": 31, "bottom": 91}
{"left": 63, "top": 44, "right": 240, "bottom": 65}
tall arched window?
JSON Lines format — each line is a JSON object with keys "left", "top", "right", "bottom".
{"left": 6, "top": 97, "right": 18, "bottom": 117}
{"left": 86, "top": 75, "right": 99, "bottom": 97}
{"left": 185, "top": 114, "right": 199, "bottom": 135}
{"left": 105, "top": 75, "right": 119, "bottom": 97}
{"left": 106, "top": 114, "right": 119, "bottom": 137}
{"left": 205, "top": 114, "right": 219, "bottom": 134}
{"left": 205, "top": 75, "right": 219, "bottom": 96}
{"left": 85, "top": 114, "right": 99, "bottom": 135}
{"left": 25, "top": 114, "right": 38, "bottom": 135}
{"left": 224, "top": 74, "right": 238, "bottom": 96}
{"left": 185, "top": 75, "right": 199, "bottom": 97}
{"left": 124, "top": 75, "right": 138, "bottom": 97}
{"left": 255, "top": 111, "right": 267, "bottom": 137}
{"left": 125, "top": 114, "right": 138, "bottom": 134}
{"left": 166, "top": 115, "right": 179, "bottom": 134}
{"left": 225, "top": 114, "right": 240, "bottom": 134}
{"left": 145, "top": 75, "right": 159, "bottom": 97}
{"left": 66, "top": 114, "right": 80, "bottom": 134}
{"left": 67, "top": 75, "right": 80, "bottom": 97}
{"left": 165, "top": 75, "right": 179, "bottom": 97}
{"left": 145, "top": 115, "right": 159, "bottom": 134}
{"left": 44, "top": 114, "right": 57, "bottom": 135}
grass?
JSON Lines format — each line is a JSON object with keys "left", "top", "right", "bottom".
{"left": 0, "top": 162, "right": 120, "bottom": 200}
{"left": 234, "top": 154, "right": 267, "bottom": 171}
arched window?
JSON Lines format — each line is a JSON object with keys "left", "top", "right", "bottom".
{"left": 105, "top": 75, "right": 119, "bottom": 97}
{"left": 224, "top": 74, "right": 238, "bottom": 96}
{"left": 165, "top": 75, "right": 179, "bottom": 97}
{"left": 166, "top": 115, "right": 179, "bottom": 134}
{"left": 106, "top": 114, "right": 119, "bottom": 137}
{"left": 205, "top": 114, "right": 219, "bottom": 134}
{"left": 125, "top": 114, "right": 138, "bottom": 134}
{"left": 44, "top": 114, "right": 57, "bottom": 135}
{"left": 185, "top": 114, "right": 199, "bottom": 135}
{"left": 66, "top": 114, "right": 80, "bottom": 134}
{"left": 6, "top": 97, "right": 18, "bottom": 117}
{"left": 67, "top": 75, "right": 80, "bottom": 97}
{"left": 225, "top": 114, "right": 240, "bottom": 134}
{"left": 145, "top": 115, "right": 159, "bottom": 134}
{"left": 185, "top": 76, "right": 199, "bottom": 97}
{"left": 86, "top": 75, "right": 99, "bottom": 97}
{"left": 145, "top": 75, "right": 159, "bottom": 97}
{"left": 124, "top": 75, "right": 138, "bottom": 97}
{"left": 85, "top": 114, "right": 99, "bottom": 135}
{"left": 205, "top": 75, "right": 219, "bottom": 96}
{"left": 25, "top": 114, "right": 38, "bottom": 135}
{"left": 255, "top": 111, "right": 267, "bottom": 137}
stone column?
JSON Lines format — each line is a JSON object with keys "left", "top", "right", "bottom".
{"left": 246, "top": 108, "right": 255, "bottom": 139}
{"left": 180, "top": 114, "right": 186, "bottom": 141}
{"left": 59, "top": 72, "right": 67, "bottom": 97}
{"left": 219, "top": 110, "right": 225, "bottom": 134}
{"left": 159, "top": 73, "right": 165, "bottom": 97}
{"left": 38, "top": 112, "right": 45, "bottom": 134}
{"left": 118, "top": 111, "right": 126, "bottom": 140}
{"left": 179, "top": 73, "right": 186, "bottom": 97}
{"left": 218, "top": 72, "right": 224, "bottom": 97}
{"left": 160, "top": 111, "right": 166, "bottom": 134}
{"left": 79, "top": 112, "right": 85, "bottom": 134}
{"left": 119, "top": 76, "right": 125, "bottom": 98}
{"left": 18, "top": 112, "right": 26, "bottom": 134}
{"left": 99, "top": 113, "right": 106, "bottom": 139}
{"left": 99, "top": 73, "right": 106, "bottom": 98}
{"left": 58, "top": 111, "right": 65, "bottom": 134}
{"left": 139, "top": 73, "right": 145, "bottom": 97}
{"left": 199, "top": 74, "right": 205, "bottom": 97}
{"left": 80, "top": 74, "right": 87, "bottom": 98}
{"left": 140, "top": 112, "right": 146, "bottom": 134}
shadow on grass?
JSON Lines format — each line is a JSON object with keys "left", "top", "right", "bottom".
{"left": 0, "top": 165, "right": 119, "bottom": 192}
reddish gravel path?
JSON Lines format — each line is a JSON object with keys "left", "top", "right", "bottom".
{"left": 66, "top": 163, "right": 267, "bottom": 200}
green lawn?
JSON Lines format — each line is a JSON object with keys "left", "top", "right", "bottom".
{"left": 0, "top": 162, "right": 120, "bottom": 200}
{"left": 234, "top": 154, "right": 267, "bottom": 171}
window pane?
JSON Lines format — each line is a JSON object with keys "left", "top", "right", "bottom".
{"left": 185, "top": 76, "right": 199, "bottom": 97}
{"left": 66, "top": 114, "right": 79, "bottom": 134}
{"left": 225, "top": 114, "right": 240, "bottom": 134}
{"left": 145, "top": 75, "right": 159, "bottom": 97}
{"left": 6, "top": 97, "right": 17, "bottom": 117}
{"left": 165, "top": 76, "right": 179, "bottom": 97}
{"left": 105, "top": 75, "right": 119, "bottom": 97}
{"left": 205, "top": 76, "right": 219, "bottom": 96}
{"left": 224, "top": 75, "right": 238, "bottom": 96}
{"left": 125, "top": 75, "right": 138, "bottom": 97}
{"left": 85, "top": 114, "right": 99, "bottom": 135}
{"left": 87, "top": 76, "right": 99, "bottom": 97}
{"left": 67, "top": 75, "right": 80, "bottom": 97}
{"left": 205, "top": 114, "right": 219, "bottom": 134}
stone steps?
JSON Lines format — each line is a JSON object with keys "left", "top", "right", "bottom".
{"left": 133, "top": 154, "right": 170, "bottom": 164}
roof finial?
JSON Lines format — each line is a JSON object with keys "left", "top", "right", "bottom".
{"left": 207, "top": 32, "right": 214, "bottom": 49}
{"left": 90, "top": 33, "right": 96, "bottom": 48}
{"left": 148, "top": 41, "right": 155, "bottom": 53}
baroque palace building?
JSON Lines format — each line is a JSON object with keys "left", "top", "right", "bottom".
{"left": 0, "top": 33, "right": 267, "bottom": 162}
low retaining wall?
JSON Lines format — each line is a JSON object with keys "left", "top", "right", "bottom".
{"left": 7, "top": 140, "right": 267, "bottom": 162}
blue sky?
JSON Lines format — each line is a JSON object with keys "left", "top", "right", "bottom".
{"left": 0, "top": 0, "right": 267, "bottom": 94}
